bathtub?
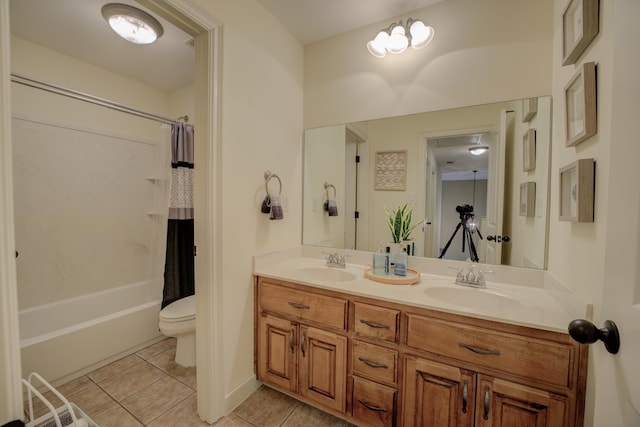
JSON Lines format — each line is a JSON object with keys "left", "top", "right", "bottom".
{"left": 19, "top": 280, "right": 164, "bottom": 385}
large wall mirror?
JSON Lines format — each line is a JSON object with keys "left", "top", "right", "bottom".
{"left": 303, "top": 96, "right": 552, "bottom": 269}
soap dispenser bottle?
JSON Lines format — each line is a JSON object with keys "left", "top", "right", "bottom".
{"left": 393, "top": 248, "right": 408, "bottom": 276}
{"left": 372, "top": 243, "right": 389, "bottom": 276}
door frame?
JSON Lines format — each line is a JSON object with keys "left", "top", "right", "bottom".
{"left": 417, "top": 126, "right": 497, "bottom": 260}
{"left": 0, "top": 0, "right": 23, "bottom": 421}
{"left": 0, "top": 0, "right": 225, "bottom": 423}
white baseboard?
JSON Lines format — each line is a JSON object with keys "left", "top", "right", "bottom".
{"left": 223, "top": 375, "right": 261, "bottom": 415}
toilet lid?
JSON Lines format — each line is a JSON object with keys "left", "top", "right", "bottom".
{"left": 160, "top": 295, "right": 195, "bottom": 321}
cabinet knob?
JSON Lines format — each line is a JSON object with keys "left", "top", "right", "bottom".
{"left": 568, "top": 319, "right": 620, "bottom": 354}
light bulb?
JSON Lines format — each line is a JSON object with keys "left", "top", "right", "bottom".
{"left": 367, "top": 31, "right": 389, "bottom": 58}
{"left": 409, "top": 20, "right": 434, "bottom": 49}
{"left": 108, "top": 15, "right": 158, "bottom": 44}
{"left": 386, "top": 25, "right": 408, "bottom": 54}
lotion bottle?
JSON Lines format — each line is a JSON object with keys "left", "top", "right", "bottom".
{"left": 372, "top": 243, "right": 389, "bottom": 276}
{"left": 393, "top": 248, "right": 408, "bottom": 276}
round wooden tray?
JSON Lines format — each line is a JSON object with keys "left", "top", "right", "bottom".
{"left": 364, "top": 265, "right": 421, "bottom": 285}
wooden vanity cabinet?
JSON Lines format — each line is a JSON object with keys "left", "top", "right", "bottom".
{"left": 403, "top": 356, "right": 568, "bottom": 427}
{"left": 254, "top": 276, "right": 587, "bottom": 427}
{"left": 256, "top": 278, "right": 348, "bottom": 414}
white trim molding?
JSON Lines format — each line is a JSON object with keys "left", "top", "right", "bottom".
{"left": 0, "top": 0, "right": 25, "bottom": 422}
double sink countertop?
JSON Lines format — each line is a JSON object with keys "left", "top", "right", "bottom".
{"left": 253, "top": 246, "right": 592, "bottom": 334}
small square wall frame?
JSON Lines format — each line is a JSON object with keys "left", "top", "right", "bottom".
{"left": 562, "top": 0, "right": 599, "bottom": 66}
{"left": 559, "top": 158, "right": 595, "bottom": 222}
{"left": 520, "top": 182, "right": 536, "bottom": 217}
{"left": 565, "top": 62, "right": 597, "bottom": 147}
{"left": 523, "top": 129, "right": 536, "bottom": 172}
{"left": 522, "top": 98, "right": 538, "bottom": 123}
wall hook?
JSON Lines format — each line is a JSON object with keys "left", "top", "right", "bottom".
{"left": 264, "top": 170, "right": 282, "bottom": 196}
{"left": 568, "top": 319, "right": 620, "bottom": 354}
{"left": 324, "top": 181, "right": 336, "bottom": 199}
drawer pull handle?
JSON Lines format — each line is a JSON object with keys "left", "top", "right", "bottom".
{"left": 459, "top": 343, "right": 500, "bottom": 356}
{"left": 483, "top": 385, "right": 490, "bottom": 420}
{"left": 358, "top": 399, "right": 388, "bottom": 413}
{"left": 288, "top": 301, "right": 310, "bottom": 310}
{"left": 462, "top": 379, "right": 468, "bottom": 413}
{"left": 358, "top": 357, "right": 388, "bottom": 369}
{"left": 360, "top": 319, "right": 390, "bottom": 329}
{"left": 289, "top": 329, "right": 295, "bottom": 353}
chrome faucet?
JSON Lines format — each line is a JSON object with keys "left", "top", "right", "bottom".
{"left": 324, "top": 251, "right": 347, "bottom": 268}
{"left": 450, "top": 264, "right": 491, "bottom": 288}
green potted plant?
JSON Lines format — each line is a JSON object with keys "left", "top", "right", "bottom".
{"left": 385, "top": 203, "right": 420, "bottom": 244}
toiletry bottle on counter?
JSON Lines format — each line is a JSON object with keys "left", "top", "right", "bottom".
{"left": 393, "top": 249, "right": 408, "bottom": 276}
{"left": 372, "top": 243, "right": 389, "bottom": 275}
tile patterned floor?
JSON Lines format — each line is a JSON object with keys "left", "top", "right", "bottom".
{"left": 24, "top": 338, "right": 352, "bottom": 426}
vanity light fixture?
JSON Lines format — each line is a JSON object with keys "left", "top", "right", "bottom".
{"left": 101, "top": 3, "right": 164, "bottom": 45}
{"left": 468, "top": 146, "right": 489, "bottom": 156}
{"left": 367, "top": 18, "right": 434, "bottom": 58}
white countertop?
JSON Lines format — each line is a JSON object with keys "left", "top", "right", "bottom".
{"left": 253, "top": 247, "right": 592, "bottom": 334}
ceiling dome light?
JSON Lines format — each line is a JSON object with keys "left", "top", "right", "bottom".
{"left": 386, "top": 24, "right": 409, "bottom": 54}
{"left": 367, "top": 30, "right": 390, "bottom": 58}
{"left": 101, "top": 3, "right": 164, "bottom": 45}
{"left": 468, "top": 146, "right": 489, "bottom": 156}
{"left": 408, "top": 19, "right": 435, "bottom": 49}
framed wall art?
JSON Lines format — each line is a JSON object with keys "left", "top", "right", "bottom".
{"left": 562, "top": 0, "right": 599, "bottom": 66}
{"left": 559, "top": 158, "right": 595, "bottom": 222}
{"left": 374, "top": 150, "right": 407, "bottom": 191}
{"left": 520, "top": 182, "right": 536, "bottom": 217}
{"left": 523, "top": 129, "right": 536, "bottom": 172}
{"left": 522, "top": 98, "right": 538, "bottom": 123}
{"left": 565, "top": 61, "right": 597, "bottom": 147}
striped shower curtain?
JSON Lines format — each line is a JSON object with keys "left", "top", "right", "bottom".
{"left": 162, "top": 122, "right": 195, "bottom": 308}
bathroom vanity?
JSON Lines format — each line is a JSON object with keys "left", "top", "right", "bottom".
{"left": 253, "top": 249, "right": 589, "bottom": 427}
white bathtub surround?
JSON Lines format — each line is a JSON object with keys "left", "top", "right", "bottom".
{"left": 253, "top": 246, "right": 592, "bottom": 333}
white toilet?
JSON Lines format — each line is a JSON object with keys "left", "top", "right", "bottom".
{"left": 159, "top": 295, "right": 196, "bottom": 367}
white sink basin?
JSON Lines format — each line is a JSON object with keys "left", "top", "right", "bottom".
{"left": 293, "top": 267, "right": 357, "bottom": 282}
{"left": 424, "top": 286, "right": 522, "bottom": 311}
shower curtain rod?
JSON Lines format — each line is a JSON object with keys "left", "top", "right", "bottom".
{"left": 10, "top": 73, "right": 188, "bottom": 126}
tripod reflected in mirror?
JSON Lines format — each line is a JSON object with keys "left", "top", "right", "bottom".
{"left": 439, "top": 204, "right": 483, "bottom": 262}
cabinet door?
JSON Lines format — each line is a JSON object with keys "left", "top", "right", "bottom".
{"left": 298, "top": 325, "right": 347, "bottom": 413}
{"left": 257, "top": 314, "right": 297, "bottom": 393}
{"left": 475, "top": 375, "right": 568, "bottom": 427}
{"left": 403, "top": 356, "right": 475, "bottom": 427}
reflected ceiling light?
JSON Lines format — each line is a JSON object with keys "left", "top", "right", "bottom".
{"left": 101, "top": 3, "right": 164, "bottom": 45}
{"left": 468, "top": 146, "right": 489, "bottom": 156}
{"left": 367, "top": 18, "right": 434, "bottom": 58}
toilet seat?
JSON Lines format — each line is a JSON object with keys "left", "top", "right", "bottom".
{"left": 159, "top": 295, "right": 195, "bottom": 322}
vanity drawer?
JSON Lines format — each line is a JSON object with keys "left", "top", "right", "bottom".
{"left": 352, "top": 377, "right": 396, "bottom": 427}
{"left": 353, "top": 340, "right": 398, "bottom": 385}
{"left": 353, "top": 302, "right": 399, "bottom": 343}
{"left": 405, "top": 313, "right": 575, "bottom": 389}
{"left": 259, "top": 281, "right": 347, "bottom": 330}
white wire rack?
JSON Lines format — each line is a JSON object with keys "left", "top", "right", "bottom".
{"left": 22, "top": 372, "right": 98, "bottom": 427}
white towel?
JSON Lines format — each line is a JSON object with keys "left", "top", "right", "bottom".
{"left": 326, "top": 199, "right": 338, "bottom": 216}
{"left": 270, "top": 194, "right": 284, "bottom": 220}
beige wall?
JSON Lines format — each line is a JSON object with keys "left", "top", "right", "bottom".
{"left": 304, "top": 0, "right": 552, "bottom": 129}
{"left": 192, "top": 0, "right": 304, "bottom": 406}
{"left": 303, "top": 125, "right": 347, "bottom": 247}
